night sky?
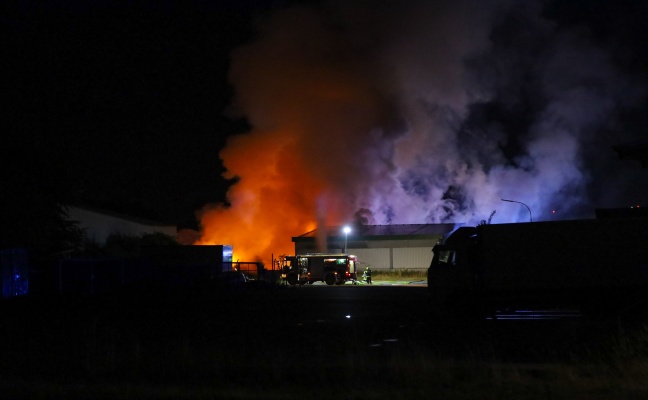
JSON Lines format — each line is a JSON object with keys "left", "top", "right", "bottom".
{"left": 3, "top": 0, "right": 281, "bottom": 229}
{"left": 4, "top": 0, "right": 648, "bottom": 243}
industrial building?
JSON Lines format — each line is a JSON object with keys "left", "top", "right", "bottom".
{"left": 292, "top": 224, "right": 456, "bottom": 271}
{"left": 66, "top": 205, "right": 177, "bottom": 245}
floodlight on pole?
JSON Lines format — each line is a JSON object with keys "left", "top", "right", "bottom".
{"left": 501, "top": 198, "right": 533, "bottom": 222}
{"left": 342, "top": 226, "right": 351, "bottom": 253}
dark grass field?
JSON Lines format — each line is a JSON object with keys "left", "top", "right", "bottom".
{"left": 2, "top": 284, "right": 648, "bottom": 399}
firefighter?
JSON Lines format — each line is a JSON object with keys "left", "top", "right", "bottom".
{"left": 363, "top": 267, "right": 372, "bottom": 284}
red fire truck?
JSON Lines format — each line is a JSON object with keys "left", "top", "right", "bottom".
{"left": 278, "top": 253, "right": 359, "bottom": 285}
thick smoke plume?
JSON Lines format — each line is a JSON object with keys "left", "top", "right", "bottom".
{"left": 198, "top": 0, "right": 648, "bottom": 262}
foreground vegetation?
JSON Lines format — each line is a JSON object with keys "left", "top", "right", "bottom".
{"left": 2, "top": 287, "right": 648, "bottom": 399}
{"left": 2, "top": 343, "right": 648, "bottom": 399}
{"left": 2, "top": 361, "right": 648, "bottom": 399}
{"left": 370, "top": 268, "right": 427, "bottom": 282}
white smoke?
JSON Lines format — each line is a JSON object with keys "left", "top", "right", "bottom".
{"left": 222, "top": 0, "right": 648, "bottom": 229}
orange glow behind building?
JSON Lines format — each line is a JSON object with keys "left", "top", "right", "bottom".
{"left": 196, "top": 126, "right": 324, "bottom": 264}
{"left": 195, "top": 124, "right": 349, "bottom": 264}
{"left": 194, "top": 7, "right": 392, "bottom": 266}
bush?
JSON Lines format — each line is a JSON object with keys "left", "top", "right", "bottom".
{"left": 371, "top": 269, "right": 427, "bottom": 281}
{"left": 85, "top": 232, "right": 178, "bottom": 258}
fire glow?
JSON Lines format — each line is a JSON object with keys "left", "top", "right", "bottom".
{"left": 195, "top": 77, "right": 375, "bottom": 263}
{"left": 195, "top": 1, "right": 648, "bottom": 264}
{"left": 195, "top": 6, "right": 398, "bottom": 263}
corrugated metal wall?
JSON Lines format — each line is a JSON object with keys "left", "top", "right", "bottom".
{"left": 349, "top": 248, "right": 390, "bottom": 269}
{"left": 393, "top": 247, "right": 433, "bottom": 270}
{"left": 295, "top": 234, "right": 442, "bottom": 271}
{"left": 348, "top": 247, "right": 433, "bottom": 270}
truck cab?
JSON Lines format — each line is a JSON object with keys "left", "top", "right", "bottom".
{"left": 428, "top": 218, "right": 648, "bottom": 316}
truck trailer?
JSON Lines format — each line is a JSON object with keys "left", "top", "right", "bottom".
{"left": 428, "top": 217, "right": 648, "bottom": 315}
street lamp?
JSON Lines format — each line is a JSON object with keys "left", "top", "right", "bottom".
{"left": 501, "top": 198, "right": 533, "bottom": 222}
{"left": 342, "top": 226, "right": 351, "bottom": 253}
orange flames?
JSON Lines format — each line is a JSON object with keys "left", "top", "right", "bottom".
{"left": 196, "top": 127, "right": 323, "bottom": 264}
{"left": 195, "top": 7, "right": 395, "bottom": 265}
{"left": 196, "top": 100, "right": 363, "bottom": 264}
{"left": 195, "top": 85, "right": 380, "bottom": 265}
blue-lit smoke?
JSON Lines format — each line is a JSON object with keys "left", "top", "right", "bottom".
{"left": 225, "top": 0, "right": 648, "bottom": 227}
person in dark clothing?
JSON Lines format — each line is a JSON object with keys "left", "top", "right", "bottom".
{"left": 363, "top": 267, "right": 372, "bottom": 284}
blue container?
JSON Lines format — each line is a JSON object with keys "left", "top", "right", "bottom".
{"left": 1, "top": 248, "right": 29, "bottom": 297}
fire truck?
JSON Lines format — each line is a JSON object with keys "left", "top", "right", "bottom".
{"left": 277, "top": 253, "right": 359, "bottom": 285}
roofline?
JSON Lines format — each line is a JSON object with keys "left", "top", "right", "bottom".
{"left": 66, "top": 204, "right": 177, "bottom": 228}
{"left": 292, "top": 233, "right": 445, "bottom": 242}
{"left": 296, "top": 229, "right": 317, "bottom": 238}
{"left": 292, "top": 223, "right": 454, "bottom": 242}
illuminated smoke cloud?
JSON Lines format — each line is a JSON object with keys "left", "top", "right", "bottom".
{"left": 198, "top": 0, "right": 648, "bottom": 261}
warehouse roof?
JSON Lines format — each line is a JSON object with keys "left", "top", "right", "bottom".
{"left": 613, "top": 141, "right": 648, "bottom": 168}
{"left": 293, "top": 224, "right": 456, "bottom": 241}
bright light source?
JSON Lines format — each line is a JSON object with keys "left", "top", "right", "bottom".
{"left": 343, "top": 226, "right": 351, "bottom": 253}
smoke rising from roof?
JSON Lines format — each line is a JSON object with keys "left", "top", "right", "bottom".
{"left": 198, "top": 0, "right": 648, "bottom": 259}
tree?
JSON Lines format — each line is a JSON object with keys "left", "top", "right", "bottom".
{"left": 99, "top": 232, "right": 178, "bottom": 259}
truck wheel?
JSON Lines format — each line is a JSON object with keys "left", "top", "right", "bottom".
{"left": 324, "top": 273, "right": 336, "bottom": 286}
{"left": 287, "top": 273, "right": 298, "bottom": 286}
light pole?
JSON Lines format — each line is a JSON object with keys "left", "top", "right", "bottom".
{"left": 342, "top": 226, "right": 351, "bottom": 253}
{"left": 501, "top": 198, "right": 533, "bottom": 222}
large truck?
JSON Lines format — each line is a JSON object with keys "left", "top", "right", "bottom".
{"left": 428, "top": 217, "right": 648, "bottom": 315}
{"left": 278, "top": 253, "right": 359, "bottom": 286}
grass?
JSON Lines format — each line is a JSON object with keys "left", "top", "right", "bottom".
{"left": 2, "top": 288, "right": 648, "bottom": 399}
{"left": 2, "top": 345, "right": 648, "bottom": 399}
{"left": 370, "top": 269, "right": 427, "bottom": 282}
